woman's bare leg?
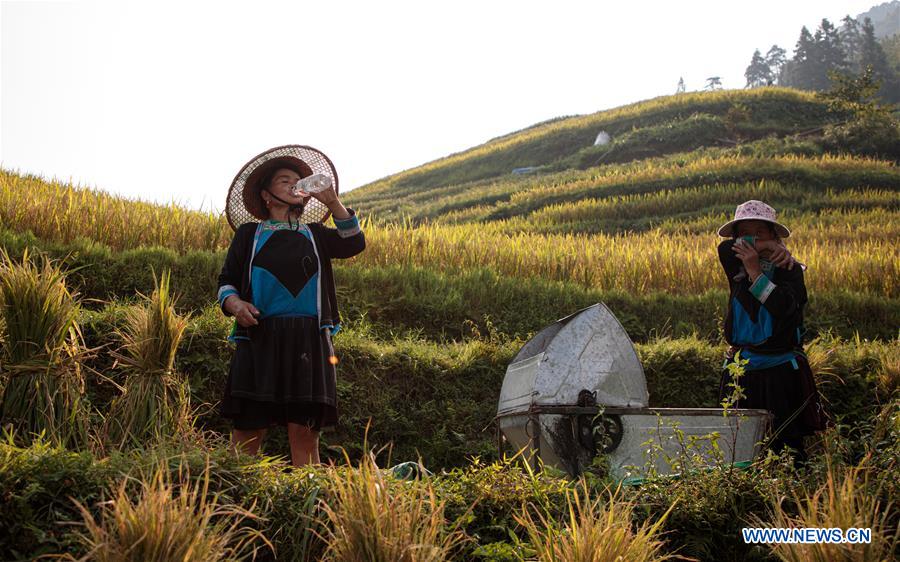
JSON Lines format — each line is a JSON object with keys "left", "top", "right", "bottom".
{"left": 232, "top": 428, "right": 268, "bottom": 455}
{"left": 287, "top": 423, "right": 320, "bottom": 466}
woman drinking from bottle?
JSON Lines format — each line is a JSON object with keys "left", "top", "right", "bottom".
{"left": 217, "top": 145, "right": 365, "bottom": 466}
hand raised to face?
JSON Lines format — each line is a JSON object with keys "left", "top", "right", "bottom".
{"left": 732, "top": 238, "right": 761, "bottom": 277}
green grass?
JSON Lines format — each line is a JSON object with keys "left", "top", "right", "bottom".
{"left": 401, "top": 153, "right": 898, "bottom": 224}
{"left": 521, "top": 184, "right": 898, "bottom": 234}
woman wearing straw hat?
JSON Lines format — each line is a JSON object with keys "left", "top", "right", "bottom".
{"left": 217, "top": 145, "right": 365, "bottom": 466}
{"left": 716, "top": 200, "right": 825, "bottom": 465}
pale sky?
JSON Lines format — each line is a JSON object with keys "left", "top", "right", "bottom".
{"left": 1, "top": 0, "right": 885, "bottom": 212}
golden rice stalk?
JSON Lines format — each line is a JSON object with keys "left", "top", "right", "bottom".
{"left": 105, "top": 270, "right": 193, "bottom": 448}
{"left": 761, "top": 458, "right": 899, "bottom": 562}
{"left": 70, "top": 460, "right": 270, "bottom": 562}
{"left": 0, "top": 248, "right": 89, "bottom": 448}
{"left": 317, "top": 450, "right": 467, "bottom": 562}
{"left": 515, "top": 480, "right": 675, "bottom": 562}
{"left": 874, "top": 348, "right": 900, "bottom": 400}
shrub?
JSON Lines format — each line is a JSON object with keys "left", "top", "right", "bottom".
{"left": 435, "top": 456, "right": 571, "bottom": 550}
{"left": 628, "top": 462, "right": 781, "bottom": 561}
{"left": 821, "top": 67, "right": 900, "bottom": 160}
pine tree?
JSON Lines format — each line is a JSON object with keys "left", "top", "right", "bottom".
{"left": 784, "top": 26, "right": 816, "bottom": 89}
{"left": 788, "top": 20, "right": 846, "bottom": 91}
{"left": 882, "top": 34, "right": 900, "bottom": 74}
{"left": 819, "top": 18, "right": 848, "bottom": 77}
{"left": 676, "top": 76, "right": 686, "bottom": 94}
{"left": 840, "top": 15, "right": 863, "bottom": 73}
{"left": 765, "top": 45, "right": 787, "bottom": 85}
{"left": 705, "top": 76, "right": 723, "bottom": 90}
{"left": 745, "top": 49, "right": 771, "bottom": 88}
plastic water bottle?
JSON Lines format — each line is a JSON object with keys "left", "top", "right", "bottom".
{"left": 292, "top": 173, "right": 333, "bottom": 195}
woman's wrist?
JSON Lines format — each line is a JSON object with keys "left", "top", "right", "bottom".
{"left": 223, "top": 294, "right": 240, "bottom": 313}
{"left": 327, "top": 200, "right": 351, "bottom": 220}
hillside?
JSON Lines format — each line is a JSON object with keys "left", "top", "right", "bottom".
{"left": 2, "top": 88, "right": 897, "bottom": 340}
{"left": 342, "top": 88, "right": 895, "bottom": 224}
{"left": 345, "top": 89, "right": 839, "bottom": 209}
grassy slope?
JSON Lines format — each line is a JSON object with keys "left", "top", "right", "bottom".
{"left": 74, "top": 302, "right": 896, "bottom": 470}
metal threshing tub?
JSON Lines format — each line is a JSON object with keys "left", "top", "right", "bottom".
{"left": 496, "top": 303, "right": 771, "bottom": 479}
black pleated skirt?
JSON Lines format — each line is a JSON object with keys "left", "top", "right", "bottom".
{"left": 220, "top": 316, "right": 338, "bottom": 430}
{"left": 719, "top": 354, "right": 825, "bottom": 440}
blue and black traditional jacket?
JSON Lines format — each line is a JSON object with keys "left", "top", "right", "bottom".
{"left": 718, "top": 239, "right": 807, "bottom": 370}
{"left": 216, "top": 210, "right": 365, "bottom": 339}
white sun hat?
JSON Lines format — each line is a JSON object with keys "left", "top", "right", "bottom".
{"left": 717, "top": 200, "right": 790, "bottom": 238}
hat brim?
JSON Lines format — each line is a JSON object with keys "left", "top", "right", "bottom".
{"left": 717, "top": 218, "right": 790, "bottom": 238}
{"left": 226, "top": 145, "right": 339, "bottom": 231}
